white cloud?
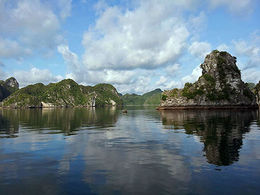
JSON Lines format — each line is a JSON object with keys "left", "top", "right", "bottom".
{"left": 209, "top": 0, "right": 253, "bottom": 14}
{"left": 233, "top": 40, "right": 259, "bottom": 57}
{"left": 58, "top": 43, "right": 183, "bottom": 94}
{"left": 57, "top": 1, "right": 211, "bottom": 94}
{"left": 82, "top": 0, "right": 191, "bottom": 70}
{"left": 156, "top": 76, "right": 168, "bottom": 86}
{"left": 181, "top": 66, "right": 202, "bottom": 84}
{"left": 0, "top": 38, "right": 32, "bottom": 59}
{"left": 13, "top": 67, "right": 63, "bottom": 87}
{"left": 242, "top": 69, "right": 260, "bottom": 83}
{"left": 58, "top": 44, "right": 81, "bottom": 70}
{"left": 165, "top": 64, "right": 180, "bottom": 75}
{"left": 233, "top": 34, "right": 260, "bottom": 70}
{"left": 0, "top": 0, "right": 63, "bottom": 59}
{"left": 156, "top": 76, "right": 181, "bottom": 90}
{"left": 116, "top": 75, "right": 153, "bottom": 94}
{"left": 58, "top": 0, "right": 72, "bottom": 19}
{"left": 188, "top": 41, "right": 212, "bottom": 59}
{"left": 188, "top": 12, "right": 207, "bottom": 34}
{"left": 57, "top": 0, "right": 259, "bottom": 94}
{"left": 217, "top": 44, "right": 229, "bottom": 51}
{"left": 58, "top": 44, "right": 135, "bottom": 85}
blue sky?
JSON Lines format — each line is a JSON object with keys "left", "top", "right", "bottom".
{"left": 0, "top": 0, "right": 259, "bottom": 94}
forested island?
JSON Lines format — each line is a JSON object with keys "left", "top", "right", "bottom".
{"left": 1, "top": 50, "right": 260, "bottom": 109}
{"left": 158, "top": 50, "right": 259, "bottom": 109}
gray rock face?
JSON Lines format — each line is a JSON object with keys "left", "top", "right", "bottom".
{"left": 160, "top": 50, "right": 257, "bottom": 109}
{"left": 254, "top": 81, "right": 260, "bottom": 106}
{"left": 5, "top": 77, "right": 19, "bottom": 89}
{"left": 0, "top": 77, "right": 19, "bottom": 101}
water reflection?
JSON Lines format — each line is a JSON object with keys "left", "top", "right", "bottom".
{"left": 0, "top": 108, "right": 120, "bottom": 137}
{"left": 0, "top": 108, "right": 260, "bottom": 194}
{"left": 159, "top": 110, "right": 258, "bottom": 166}
{"left": 0, "top": 109, "right": 19, "bottom": 138}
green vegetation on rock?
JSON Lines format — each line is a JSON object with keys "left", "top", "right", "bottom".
{"left": 93, "top": 83, "right": 122, "bottom": 106}
{"left": 246, "top": 83, "right": 256, "bottom": 91}
{"left": 3, "top": 79, "right": 122, "bottom": 108}
{"left": 181, "top": 83, "right": 204, "bottom": 99}
{"left": 161, "top": 94, "right": 167, "bottom": 101}
{"left": 160, "top": 50, "right": 257, "bottom": 108}
{"left": 122, "top": 89, "right": 162, "bottom": 106}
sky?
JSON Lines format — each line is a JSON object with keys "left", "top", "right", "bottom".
{"left": 0, "top": 0, "right": 259, "bottom": 94}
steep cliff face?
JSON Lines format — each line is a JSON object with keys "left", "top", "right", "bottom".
{"left": 254, "top": 81, "right": 260, "bottom": 106}
{"left": 0, "top": 77, "right": 19, "bottom": 101}
{"left": 2, "top": 79, "right": 122, "bottom": 108}
{"left": 160, "top": 50, "right": 257, "bottom": 109}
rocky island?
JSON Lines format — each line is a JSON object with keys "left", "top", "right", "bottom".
{"left": 0, "top": 77, "right": 19, "bottom": 102}
{"left": 2, "top": 79, "right": 122, "bottom": 108}
{"left": 158, "top": 50, "right": 258, "bottom": 109}
{"left": 254, "top": 81, "right": 260, "bottom": 106}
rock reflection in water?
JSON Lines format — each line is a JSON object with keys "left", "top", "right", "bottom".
{"left": 159, "top": 110, "right": 257, "bottom": 166}
{"left": 0, "top": 109, "right": 19, "bottom": 138}
{"left": 0, "top": 107, "right": 120, "bottom": 137}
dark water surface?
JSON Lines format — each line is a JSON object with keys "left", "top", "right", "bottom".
{"left": 0, "top": 107, "right": 260, "bottom": 194}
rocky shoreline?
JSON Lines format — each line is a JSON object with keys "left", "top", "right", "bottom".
{"left": 157, "top": 105, "right": 259, "bottom": 110}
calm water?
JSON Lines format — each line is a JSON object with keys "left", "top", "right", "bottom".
{"left": 0, "top": 107, "right": 260, "bottom": 194}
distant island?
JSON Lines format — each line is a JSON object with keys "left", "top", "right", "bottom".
{"left": 0, "top": 77, "right": 163, "bottom": 108}
{"left": 1, "top": 50, "right": 260, "bottom": 109}
{"left": 122, "top": 89, "right": 162, "bottom": 106}
{"left": 158, "top": 50, "right": 259, "bottom": 109}
{"left": 1, "top": 79, "right": 122, "bottom": 108}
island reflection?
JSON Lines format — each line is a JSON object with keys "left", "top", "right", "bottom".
{"left": 159, "top": 110, "right": 258, "bottom": 166}
{"left": 0, "top": 107, "right": 120, "bottom": 137}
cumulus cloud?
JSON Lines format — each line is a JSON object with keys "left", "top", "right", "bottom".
{"left": 0, "top": 0, "right": 63, "bottom": 59}
{"left": 58, "top": 0, "right": 72, "bottom": 19}
{"left": 233, "top": 34, "right": 260, "bottom": 70}
{"left": 57, "top": 1, "right": 211, "bottom": 93}
{"left": 81, "top": 0, "right": 192, "bottom": 70}
{"left": 0, "top": 38, "right": 32, "bottom": 59}
{"left": 58, "top": 44, "right": 175, "bottom": 93}
{"left": 115, "top": 74, "right": 153, "bottom": 94}
{"left": 217, "top": 44, "right": 229, "bottom": 51}
{"left": 242, "top": 69, "right": 260, "bottom": 83}
{"left": 13, "top": 67, "right": 63, "bottom": 87}
{"left": 58, "top": 44, "right": 135, "bottom": 85}
{"left": 156, "top": 76, "right": 181, "bottom": 90}
{"left": 188, "top": 41, "right": 212, "bottom": 59}
{"left": 58, "top": 44, "right": 81, "bottom": 71}
{"left": 57, "top": 0, "right": 258, "bottom": 94}
{"left": 209, "top": 0, "right": 253, "bottom": 14}
{"left": 181, "top": 66, "right": 202, "bottom": 84}
{"left": 156, "top": 76, "right": 168, "bottom": 86}
{"left": 165, "top": 64, "right": 180, "bottom": 75}
{"left": 233, "top": 40, "right": 259, "bottom": 58}
{"left": 188, "top": 12, "right": 207, "bottom": 34}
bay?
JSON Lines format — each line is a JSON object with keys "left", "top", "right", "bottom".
{"left": 0, "top": 107, "right": 260, "bottom": 194}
